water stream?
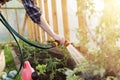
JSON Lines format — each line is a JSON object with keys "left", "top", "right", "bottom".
{"left": 66, "top": 44, "right": 84, "bottom": 65}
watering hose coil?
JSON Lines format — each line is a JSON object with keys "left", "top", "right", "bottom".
{"left": 0, "top": 14, "right": 55, "bottom": 49}
{"left": 0, "top": 13, "right": 63, "bottom": 78}
{"left": 0, "top": 13, "right": 71, "bottom": 79}
{"left": 0, "top": 13, "right": 70, "bottom": 79}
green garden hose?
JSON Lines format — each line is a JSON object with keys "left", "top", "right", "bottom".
{"left": 0, "top": 13, "right": 54, "bottom": 49}
{"left": 0, "top": 13, "right": 55, "bottom": 78}
{"left": 0, "top": 18, "right": 23, "bottom": 78}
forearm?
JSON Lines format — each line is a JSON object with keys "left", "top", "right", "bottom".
{"left": 39, "top": 15, "right": 56, "bottom": 39}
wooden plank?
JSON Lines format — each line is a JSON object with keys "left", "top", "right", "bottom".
{"left": 32, "top": 0, "right": 40, "bottom": 41}
{"left": 33, "top": 23, "right": 36, "bottom": 41}
{"left": 35, "top": 0, "right": 41, "bottom": 41}
{"left": 44, "top": 0, "right": 51, "bottom": 41}
{"left": 21, "top": 14, "right": 28, "bottom": 36}
{"left": 61, "top": 0, "right": 70, "bottom": 40}
{"left": 27, "top": 17, "right": 33, "bottom": 40}
{"left": 15, "top": 9, "right": 20, "bottom": 34}
{"left": 28, "top": 0, "right": 37, "bottom": 41}
{"left": 1, "top": 7, "right": 24, "bottom": 9}
{"left": 36, "top": 25, "right": 40, "bottom": 41}
{"left": 32, "top": 22, "right": 35, "bottom": 41}
{"left": 15, "top": 9, "right": 20, "bottom": 41}
{"left": 77, "top": 0, "right": 87, "bottom": 45}
{"left": 38, "top": 0, "right": 45, "bottom": 42}
{"left": 4, "top": 3, "right": 12, "bottom": 43}
{"left": 34, "top": 24, "right": 40, "bottom": 41}
{"left": 51, "top": 0, "right": 59, "bottom": 34}
{"left": 35, "top": 24, "right": 40, "bottom": 41}
{"left": 44, "top": 0, "right": 49, "bottom": 24}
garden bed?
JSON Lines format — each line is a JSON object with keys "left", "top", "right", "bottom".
{"left": 12, "top": 42, "right": 76, "bottom": 80}
{"left": 10, "top": 42, "right": 120, "bottom": 80}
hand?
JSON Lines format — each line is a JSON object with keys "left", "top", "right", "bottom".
{"left": 53, "top": 34, "right": 66, "bottom": 45}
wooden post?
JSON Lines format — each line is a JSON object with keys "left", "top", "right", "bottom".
{"left": 15, "top": 9, "right": 20, "bottom": 34}
{"left": 5, "top": 3, "right": 12, "bottom": 42}
{"left": 36, "top": 25, "right": 40, "bottom": 41}
{"left": 35, "top": 24, "right": 40, "bottom": 41}
{"left": 61, "top": 0, "right": 70, "bottom": 40}
{"left": 51, "top": 0, "right": 59, "bottom": 34}
{"left": 34, "top": 0, "right": 40, "bottom": 41}
{"left": 36, "top": 0, "right": 43, "bottom": 42}
{"left": 32, "top": 22, "right": 36, "bottom": 41}
{"left": 76, "top": 0, "right": 88, "bottom": 53}
{"left": 21, "top": 14, "right": 28, "bottom": 36}
{"left": 44, "top": 0, "right": 51, "bottom": 41}
{"left": 38, "top": 0, "right": 45, "bottom": 42}
{"left": 27, "top": 17, "right": 34, "bottom": 40}
{"left": 15, "top": 9, "right": 20, "bottom": 41}
{"left": 33, "top": 23, "right": 37, "bottom": 41}
{"left": 77, "top": 0, "right": 87, "bottom": 46}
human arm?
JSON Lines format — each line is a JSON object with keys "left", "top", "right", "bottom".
{"left": 22, "top": 0, "right": 65, "bottom": 44}
{"left": 0, "top": 0, "right": 65, "bottom": 45}
{"left": 39, "top": 15, "right": 65, "bottom": 45}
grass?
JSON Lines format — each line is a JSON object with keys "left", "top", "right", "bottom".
{"left": 4, "top": 45, "right": 16, "bottom": 72}
{"left": 2, "top": 44, "right": 21, "bottom": 80}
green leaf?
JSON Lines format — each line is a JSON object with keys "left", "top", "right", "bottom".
{"left": 36, "top": 64, "right": 47, "bottom": 75}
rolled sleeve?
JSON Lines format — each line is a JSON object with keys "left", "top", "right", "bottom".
{"left": 22, "top": 0, "right": 42, "bottom": 24}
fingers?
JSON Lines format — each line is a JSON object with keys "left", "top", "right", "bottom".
{"left": 54, "top": 34, "right": 66, "bottom": 45}
{"left": 59, "top": 36, "right": 66, "bottom": 45}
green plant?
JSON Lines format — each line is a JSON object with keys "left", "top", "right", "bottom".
{"left": 0, "top": 44, "right": 21, "bottom": 80}
{"left": 45, "top": 57, "right": 63, "bottom": 72}
{"left": 0, "top": 44, "right": 5, "bottom": 50}
{"left": 76, "top": 0, "right": 120, "bottom": 79}
{"left": 4, "top": 45, "right": 16, "bottom": 71}
{"left": 45, "top": 57, "right": 64, "bottom": 80}
{"left": 104, "top": 76, "right": 118, "bottom": 80}
{"left": 65, "top": 69, "right": 83, "bottom": 80}
{"left": 36, "top": 64, "right": 47, "bottom": 75}
{"left": 94, "top": 0, "right": 120, "bottom": 76}
{"left": 14, "top": 75, "right": 21, "bottom": 80}
{"left": 65, "top": 59, "right": 109, "bottom": 80}
{"left": 58, "top": 46, "right": 71, "bottom": 66}
{"left": 19, "top": 41, "right": 48, "bottom": 65}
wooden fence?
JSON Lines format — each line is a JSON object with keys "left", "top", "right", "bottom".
{"left": 1, "top": 0, "right": 87, "bottom": 43}
{"left": 25, "top": 0, "right": 70, "bottom": 42}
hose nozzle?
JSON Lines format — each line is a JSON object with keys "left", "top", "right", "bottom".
{"left": 64, "top": 41, "right": 70, "bottom": 47}
{"left": 52, "top": 40, "right": 70, "bottom": 47}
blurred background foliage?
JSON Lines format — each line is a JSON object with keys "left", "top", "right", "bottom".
{"left": 76, "top": 0, "right": 120, "bottom": 79}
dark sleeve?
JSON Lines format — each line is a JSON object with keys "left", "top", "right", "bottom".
{"left": 0, "top": 0, "right": 11, "bottom": 5}
{"left": 22, "top": 0, "right": 42, "bottom": 24}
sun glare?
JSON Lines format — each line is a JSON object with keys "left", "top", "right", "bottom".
{"left": 93, "top": 0, "right": 120, "bottom": 13}
{"left": 93, "top": 0, "right": 104, "bottom": 11}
